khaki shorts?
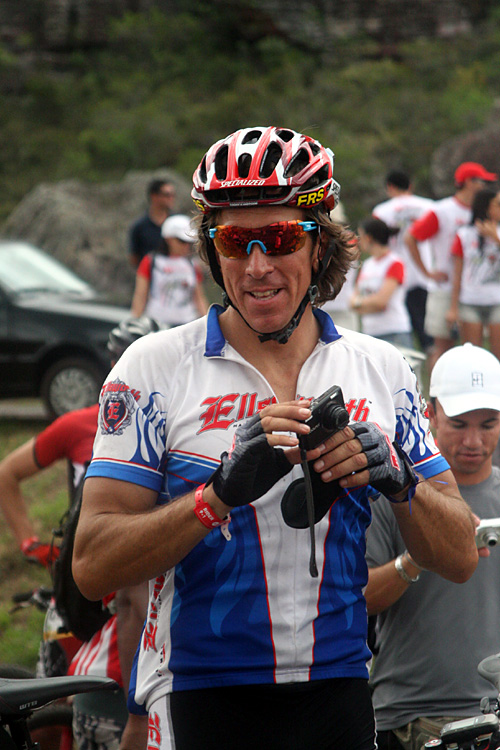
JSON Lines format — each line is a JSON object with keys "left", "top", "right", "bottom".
{"left": 424, "top": 290, "right": 452, "bottom": 339}
{"left": 392, "top": 716, "right": 468, "bottom": 750}
{"left": 460, "top": 303, "right": 500, "bottom": 325}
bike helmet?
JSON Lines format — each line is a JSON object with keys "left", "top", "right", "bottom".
{"left": 192, "top": 126, "right": 340, "bottom": 213}
{"left": 107, "top": 317, "right": 161, "bottom": 361}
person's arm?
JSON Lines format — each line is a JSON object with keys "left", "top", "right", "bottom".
{"left": 130, "top": 274, "right": 150, "bottom": 318}
{"left": 73, "top": 400, "right": 312, "bottom": 600}
{"left": 446, "top": 253, "right": 463, "bottom": 326}
{"left": 350, "top": 277, "right": 399, "bottom": 314}
{"left": 309, "top": 428, "right": 478, "bottom": 583}
{"left": 365, "top": 551, "right": 423, "bottom": 615}
{"left": 115, "top": 583, "right": 148, "bottom": 693}
{"left": 0, "top": 438, "right": 40, "bottom": 545}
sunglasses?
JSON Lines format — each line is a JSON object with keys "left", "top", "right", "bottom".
{"left": 208, "top": 220, "right": 318, "bottom": 259}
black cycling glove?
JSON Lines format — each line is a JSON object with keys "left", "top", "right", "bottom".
{"left": 350, "top": 422, "right": 418, "bottom": 502}
{"left": 209, "top": 413, "right": 293, "bottom": 507}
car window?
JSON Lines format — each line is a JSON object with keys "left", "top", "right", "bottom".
{"left": 0, "top": 242, "right": 94, "bottom": 296}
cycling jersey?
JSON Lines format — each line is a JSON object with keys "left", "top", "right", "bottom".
{"left": 87, "top": 305, "right": 447, "bottom": 711}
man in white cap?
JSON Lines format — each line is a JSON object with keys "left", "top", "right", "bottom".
{"left": 365, "top": 342, "right": 500, "bottom": 750}
{"left": 130, "top": 213, "right": 209, "bottom": 326}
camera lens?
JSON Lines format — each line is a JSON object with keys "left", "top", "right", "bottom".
{"left": 321, "top": 404, "right": 349, "bottom": 431}
{"left": 485, "top": 532, "right": 499, "bottom": 547}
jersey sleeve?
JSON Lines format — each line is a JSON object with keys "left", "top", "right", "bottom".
{"left": 86, "top": 338, "right": 168, "bottom": 494}
{"left": 136, "top": 254, "right": 153, "bottom": 280}
{"left": 409, "top": 210, "right": 439, "bottom": 241}
{"left": 34, "top": 409, "right": 92, "bottom": 467}
{"left": 386, "top": 259, "right": 405, "bottom": 284}
{"left": 450, "top": 234, "right": 464, "bottom": 258}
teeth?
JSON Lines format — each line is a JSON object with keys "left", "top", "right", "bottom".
{"left": 252, "top": 290, "right": 278, "bottom": 298}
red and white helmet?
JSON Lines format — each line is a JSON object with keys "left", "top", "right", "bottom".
{"left": 192, "top": 126, "right": 340, "bottom": 213}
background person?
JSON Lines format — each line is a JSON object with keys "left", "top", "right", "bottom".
{"left": 350, "top": 216, "right": 413, "bottom": 348}
{"left": 372, "top": 170, "right": 434, "bottom": 352}
{"left": 405, "top": 161, "right": 497, "bottom": 372}
{"left": 74, "top": 125, "right": 477, "bottom": 750}
{"left": 0, "top": 317, "right": 157, "bottom": 750}
{"left": 365, "top": 343, "right": 500, "bottom": 750}
{"left": 130, "top": 213, "right": 209, "bottom": 326}
{"left": 128, "top": 179, "right": 177, "bottom": 268}
{"left": 447, "top": 187, "right": 500, "bottom": 360}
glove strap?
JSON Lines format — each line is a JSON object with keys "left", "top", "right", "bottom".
{"left": 193, "top": 484, "right": 229, "bottom": 529}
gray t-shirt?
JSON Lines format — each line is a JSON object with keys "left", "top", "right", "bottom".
{"left": 366, "top": 467, "right": 500, "bottom": 730}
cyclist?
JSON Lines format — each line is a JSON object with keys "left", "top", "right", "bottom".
{"left": 366, "top": 343, "right": 500, "bottom": 750}
{"left": 74, "top": 126, "right": 477, "bottom": 750}
{"left": 0, "top": 317, "right": 158, "bottom": 750}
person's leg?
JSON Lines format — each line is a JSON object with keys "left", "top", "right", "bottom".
{"left": 406, "top": 287, "right": 433, "bottom": 352}
{"left": 459, "top": 321, "right": 483, "bottom": 347}
{"left": 423, "top": 291, "right": 454, "bottom": 374}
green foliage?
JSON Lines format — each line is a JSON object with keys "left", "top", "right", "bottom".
{"left": 1, "top": 7, "right": 500, "bottom": 223}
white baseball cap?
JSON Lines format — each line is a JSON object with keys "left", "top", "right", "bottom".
{"left": 429, "top": 343, "right": 500, "bottom": 417}
{"left": 161, "top": 214, "right": 196, "bottom": 243}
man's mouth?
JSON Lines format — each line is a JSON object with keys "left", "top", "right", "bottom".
{"left": 249, "top": 289, "right": 279, "bottom": 299}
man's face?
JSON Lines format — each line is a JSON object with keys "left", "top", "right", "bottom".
{"left": 217, "top": 206, "right": 319, "bottom": 335}
{"left": 154, "top": 184, "right": 176, "bottom": 212}
{"left": 429, "top": 400, "right": 500, "bottom": 484}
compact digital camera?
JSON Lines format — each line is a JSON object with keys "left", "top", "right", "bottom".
{"left": 300, "top": 385, "right": 350, "bottom": 452}
{"left": 476, "top": 518, "right": 500, "bottom": 548}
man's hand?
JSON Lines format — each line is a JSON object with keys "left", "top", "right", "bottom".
{"left": 350, "top": 422, "right": 418, "bottom": 501}
{"left": 210, "top": 401, "right": 312, "bottom": 508}
{"left": 21, "top": 536, "right": 59, "bottom": 567}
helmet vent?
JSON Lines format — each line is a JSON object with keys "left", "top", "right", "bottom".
{"left": 302, "top": 164, "right": 329, "bottom": 190}
{"left": 242, "top": 130, "right": 263, "bottom": 145}
{"left": 199, "top": 156, "right": 207, "bottom": 185}
{"left": 309, "top": 142, "right": 320, "bottom": 156}
{"left": 238, "top": 153, "right": 252, "bottom": 178}
{"left": 260, "top": 143, "right": 283, "bottom": 178}
{"left": 284, "top": 148, "right": 310, "bottom": 177}
{"left": 276, "top": 129, "right": 294, "bottom": 142}
{"left": 214, "top": 145, "right": 228, "bottom": 179}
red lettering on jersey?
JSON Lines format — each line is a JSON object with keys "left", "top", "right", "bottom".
{"left": 345, "top": 398, "right": 370, "bottom": 422}
{"left": 198, "top": 394, "right": 239, "bottom": 433}
{"left": 148, "top": 712, "right": 162, "bottom": 749}
{"left": 106, "top": 402, "right": 121, "bottom": 420}
{"left": 143, "top": 621, "right": 158, "bottom": 652}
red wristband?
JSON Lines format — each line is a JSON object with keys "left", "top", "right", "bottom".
{"left": 194, "top": 484, "right": 227, "bottom": 529}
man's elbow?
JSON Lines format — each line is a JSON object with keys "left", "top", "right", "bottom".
{"left": 72, "top": 549, "right": 107, "bottom": 602}
{"left": 443, "top": 545, "right": 478, "bottom": 584}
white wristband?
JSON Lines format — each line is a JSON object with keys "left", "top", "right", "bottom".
{"left": 395, "top": 553, "right": 420, "bottom": 583}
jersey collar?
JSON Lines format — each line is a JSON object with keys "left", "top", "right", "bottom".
{"left": 204, "top": 304, "right": 341, "bottom": 357}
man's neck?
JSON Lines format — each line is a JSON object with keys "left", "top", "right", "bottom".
{"left": 149, "top": 206, "right": 168, "bottom": 226}
{"left": 454, "top": 460, "right": 493, "bottom": 487}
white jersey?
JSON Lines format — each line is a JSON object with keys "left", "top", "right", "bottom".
{"left": 138, "top": 253, "right": 201, "bottom": 326}
{"left": 87, "top": 306, "right": 447, "bottom": 711}
{"left": 356, "top": 251, "right": 412, "bottom": 337}
{"left": 373, "top": 194, "right": 434, "bottom": 290}
{"left": 410, "top": 196, "right": 471, "bottom": 293}
{"left": 452, "top": 224, "right": 500, "bottom": 306}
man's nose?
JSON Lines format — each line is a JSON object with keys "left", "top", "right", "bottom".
{"left": 462, "top": 428, "right": 482, "bottom": 448}
{"left": 245, "top": 243, "right": 275, "bottom": 275}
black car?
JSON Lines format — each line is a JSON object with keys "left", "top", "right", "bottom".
{"left": 0, "top": 241, "right": 129, "bottom": 417}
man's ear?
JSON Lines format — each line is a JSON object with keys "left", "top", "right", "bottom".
{"left": 427, "top": 400, "right": 437, "bottom": 429}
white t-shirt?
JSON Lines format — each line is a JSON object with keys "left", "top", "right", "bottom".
{"left": 451, "top": 224, "right": 500, "bottom": 306}
{"left": 137, "top": 253, "right": 201, "bottom": 326}
{"left": 373, "top": 193, "right": 433, "bottom": 291}
{"left": 356, "top": 251, "right": 412, "bottom": 336}
{"left": 409, "top": 196, "right": 471, "bottom": 293}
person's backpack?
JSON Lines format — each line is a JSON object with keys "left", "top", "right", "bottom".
{"left": 52, "top": 468, "right": 111, "bottom": 642}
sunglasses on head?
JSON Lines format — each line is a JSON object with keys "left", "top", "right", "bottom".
{"left": 208, "top": 220, "right": 318, "bottom": 259}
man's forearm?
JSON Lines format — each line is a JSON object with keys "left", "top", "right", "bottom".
{"left": 391, "top": 472, "right": 477, "bottom": 583}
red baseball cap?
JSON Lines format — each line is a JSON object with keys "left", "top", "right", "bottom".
{"left": 454, "top": 161, "right": 498, "bottom": 185}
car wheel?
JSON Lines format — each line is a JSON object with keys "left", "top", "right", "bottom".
{"left": 40, "top": 357, "right": 104, "bottom": 418}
